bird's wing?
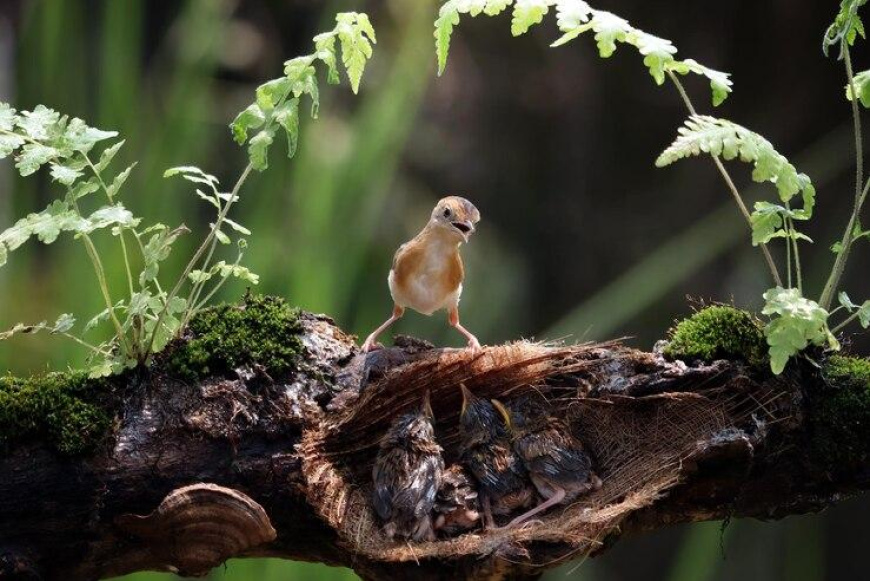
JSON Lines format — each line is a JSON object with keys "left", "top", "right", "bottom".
{"left": 521, "top": 431, "right": 592, "bottom": 486}
{"left": 371, "top": 458, "right": 395, "bottom": 521}
{"left": 393, "top": 453, "right": 444, "bottom": 518}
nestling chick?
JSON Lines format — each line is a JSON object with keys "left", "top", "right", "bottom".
{"left": 492, "top": 396, "right": 602, "bottom": 528}
{"left": 362, "top": 196, "right": 482, "bottom": 352}
{"left": 434, "top": 464, "right": 481, "bottom": 536}
{"left": 458, "top": 384, "right": 534, "bottom": 529}
{"left": 372, "top": 392, "right": 444, "bottom": 541}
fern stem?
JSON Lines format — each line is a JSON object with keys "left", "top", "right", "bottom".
{"left": 666, "top": 72, "right": 783, "bottom": 288}
{"left": 84, "top": 153, "right": 140, "bottom": 352}
{"left": 820, "top": 42, "right": 866, "bottom": 309}
{"left": 832, "top": 310, "right": 861, "bottom": 334}
{"left": 786, "top": 227, "right": 792, "bottom": 289}
{"left": 145, "top": 163, "right": 254, "bottom": 359}
{"left": 61, "top": 332, "right": 109, "bottom": 356}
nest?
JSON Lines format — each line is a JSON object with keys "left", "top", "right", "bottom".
{"left": 300, "top": 341, "right": 786, "bottom": 565}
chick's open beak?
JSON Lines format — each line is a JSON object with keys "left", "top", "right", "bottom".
{"left": 451, "top": 220, "right": 475, "bottom": 241}
{"left": 491, "top": 399, "right": 512, "bottom": 431}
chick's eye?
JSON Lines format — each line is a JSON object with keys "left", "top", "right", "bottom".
{"left": 443, "top": 208, "right": 452, "bottom": 218}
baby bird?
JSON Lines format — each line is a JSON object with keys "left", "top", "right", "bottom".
{"left": 492, "top": 396, "right": 601, "bottom": 529}
{"left": 372, "top": 392, "right": 444, "bottom": 541}
{"left": 433, "top": 464, "right": 481, "bottom": 536}
{"left": 361, "top": 196, "right": 482, "bottom": 352}
{"left": 458, "top": 384, "right": 534, "bottom": 529}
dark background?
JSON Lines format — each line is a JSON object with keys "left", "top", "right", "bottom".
{"left": 0, "top": 1, "right": 868, "bottom": 580}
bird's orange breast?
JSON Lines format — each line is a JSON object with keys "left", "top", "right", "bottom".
{"left": 390, "top": 234, "right": 464, "bottom": 315}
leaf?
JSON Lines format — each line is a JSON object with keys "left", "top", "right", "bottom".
{"left": 62, "top": 117, "right": 118, "bottom": 153}
{"left": 50, "top": 163, "right": 83, "bottom": 186}
{"left": 16, "top": 105, "right": 60, "bottom": 140}
{"left": 67, "top": 178, "right": 100, "bottom": 202}
{"left": 103, "top": 163, "right": 136, "bottom": 198}
{"left": 0, "top": 200, "right": 85, "bottom": 256}
{"left": 256, "top": 78, "right": 292, "bottom": 111}
{"left": 0, "top": 102, "right": 16, "bottom": 131}
{"left": 215, "top": 261, "right": 260, "bottom": 285}
{"left": 274, "top": 98, "right": 300, "bottom": 158}
{"left": 230, "top": 104, "right": 266, "bottom": 145}
{"left": 555, "top": 0, "right": 591, "bottom": 31}
{"left": 314, "top": 32, "right": 340, "bottom": 84}
{"left": 188, "top": 269, "right": 214, "bottom": 284}
{"left": 762, "top": 287, "right": 837, "bottom": 374}
{"left": 511, "top": 0, "right": 552, "bottom": 36}
{"left": 634, "top": 31, "right": 678, "bottom": 85}
{"left": 0, "top": 313, "right": 75, "bottom": 341}
{"left": 248, "top": 128, "right": 275, "bottom": 172}
{"left": 16, "top": 143, "right": 58, "bottom": 176}
{"left": 824, "top": 0, "right": 868, "bottom": 58}
{"left": 750, "top": 202, "right": 785, "bottom": 246}
{"left": 657, "top": 116, "right": 815, "bottom": 211}
{"left": 846, "top": 69, "right": 870, "bottom": 107}
{"left": 96, "top": 140, "right": 126, "bottom": 172}
{"left": 336, "top": 12, "right": 377, "bottom": 94}
{"left": 587, "top": 11, "right": 632, "bottom": 57}
{"left": 0, "top": 133, "right": 25, "bottom": 159}
{"left": 213, "top": 228, "right": 231, "bottom": 245}
{"left": 167, "top": 296, "right": 188, "bottom": 314}
{"left": 139, "top": 225, "right": 188, "bottom": 286}
{"left": 435, "top": 1, "right": 462, "bottom": 76}
{"left": 223, "top": 217, "right": 252, "bottom": 236}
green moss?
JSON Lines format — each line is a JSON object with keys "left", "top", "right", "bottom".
{"left": 664, "top": 306, "right": 768, "bottom": 367}
{"left": 809, "top": 355, "right": 870, "bottom": 469}
{"left": 0, "top": 371, "right": 113, "bottom": 455}
{"left": 165, "top": 294, "right": 304, "bottom": 381}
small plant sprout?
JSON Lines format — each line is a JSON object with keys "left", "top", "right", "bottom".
{"left": 0, "top": 12, "right": 377, "bottom": 378}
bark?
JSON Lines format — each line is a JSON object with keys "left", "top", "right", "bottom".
{"left": 0, "top": 312, "right": 865, "bottom": 581}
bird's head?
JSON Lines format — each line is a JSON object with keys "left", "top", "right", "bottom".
{"left": 384, "top": 394, "right": 437, "bottom": 446}
{"left": 492, "top": 396, "right": 547, "bottom": 436}
{"left": 459, "top": 383, "right": 505, "bottom": 438}
{"left": 430, "top": 196, "right": 480, "bottom": 243}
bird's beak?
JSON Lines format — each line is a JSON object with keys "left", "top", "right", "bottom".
{"left": 422, "top": 390, "right": 435, "bottom": 420}
{"left": 491, "top": 399, "right": 512, "bottom": 431}
{"left": 451, "top": 220, "right": 475, "bottom": 242}
{"left": 459, "top": 383, "right": 472, "bottom": 416}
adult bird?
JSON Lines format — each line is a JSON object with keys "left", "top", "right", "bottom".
{"left": 372, "top": 392, "right": 444, "bottom": 541}
{"left": 361, "top": 196, "right": 481, "bottom": 352}
{"left": 458, "top": 384, "right": 534, "bottom": 529}
{"left": 492, "top": 395, "right": 601, "bottom": 528}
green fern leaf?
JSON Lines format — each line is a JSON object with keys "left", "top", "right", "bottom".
{"left": 0, "top": 103, "right": 15, "bottom": 131}
{"left": 511, "top": 0, "right": 552, "bottom": 36}
{"left": 824, "top": 0, "right": 867, "bottom": 58}
{"left": 248, "top": 128, "right": 275, "bottom": 172}
{"left": 633, "top": 31, "right": 677, "bottom": 85}
{"left": 435, "top": 1, "right": 462, "bottom": 75}
{"left": 846, "top": 69, "right": 870, "bottom": 107}
{"left": 336, "top": 12, "right": 376, "bottom": 94}
{"left": 274, "top": 98, "right": 301, "bottom": 158}
{"left": 230, "top": 104, "right": 266, "bottom": 145}
{"left": 314, "top": 33, "right": 340, "bottom": 85}
{"left": 667, "top": 59, "right": 733, "bottom": 106}
{"left": 555, "top": 0, "right": 591, "bottom": 31}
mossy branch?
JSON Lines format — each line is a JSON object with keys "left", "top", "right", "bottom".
{"left": 1, "top": 297, "right": 869, "bottom": 581}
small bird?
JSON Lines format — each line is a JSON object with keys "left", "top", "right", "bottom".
{"left": 458, "top": 384, "right": 534, "bottom": 529}
{"left": 492, "top": 395, "right": 601, "bottom": 529}
{"left": 372, "top": 392, "right": 444, "bottom": 542}
{"left": 361, "top": 196, "right": 482, "bottom": 352}
{"left": 433, "top": 464, "right": 480, "bottom": 536}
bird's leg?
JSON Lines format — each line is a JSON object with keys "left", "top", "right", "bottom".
{"left": 361, "top": 305, "right": 404, "bottom": 352}
{"left": 448, "top": 306, "right": 481, "bottom": 351}
{"left": 499, "top": 487, "right": 566, "bottom": 530}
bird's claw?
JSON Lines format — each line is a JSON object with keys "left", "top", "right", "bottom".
{"left": 361, "top": 340, "right": 385, "bottom": 353}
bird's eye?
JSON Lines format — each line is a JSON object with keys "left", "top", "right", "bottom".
{"left": 443, "top": 208, "right": 452, "bottom": 218}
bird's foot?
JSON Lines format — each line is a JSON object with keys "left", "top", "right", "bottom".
{"left": 360, "top": 339, "right": 385, "bottom": 353}
{"left": 466, "top": 337, "right": 482, "bottom": 353}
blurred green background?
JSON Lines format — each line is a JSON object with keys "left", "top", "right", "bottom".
{"left": 1, "top": 1, "right": 869, "bottom": 580}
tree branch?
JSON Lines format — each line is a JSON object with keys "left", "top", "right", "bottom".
{"left": 0, "top": 311, "right": 866, "bottom": 581}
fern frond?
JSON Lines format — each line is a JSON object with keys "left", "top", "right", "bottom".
{"left": 431, "top": 0, "right": 732, "bottom": 104}
{"left": 657, "top": 116, "right": 816, "bottom": 246}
